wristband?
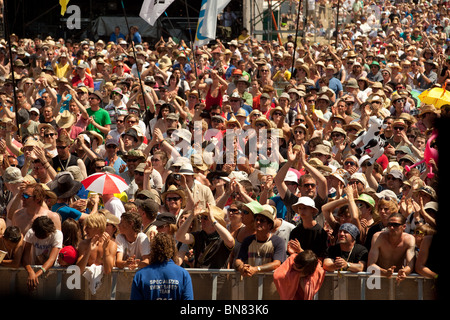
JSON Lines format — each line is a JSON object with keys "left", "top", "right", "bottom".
{"left": 257, "top": 266, "right": 261, "bottom": 272}
{"left": 40, "top": 266, "right": 47, "bottom": 273}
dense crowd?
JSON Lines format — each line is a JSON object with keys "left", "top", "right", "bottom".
{"left": 0, "top": 0, "right": 443, "bottom": 300}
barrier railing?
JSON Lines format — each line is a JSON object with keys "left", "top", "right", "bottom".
{"left": 0, "top": 267, "right": 437, "bottom": 300}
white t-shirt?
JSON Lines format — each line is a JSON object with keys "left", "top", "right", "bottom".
{"left": 24, "top": 229, "right": 63, "bottom": 265}
{"left": 104, "top": 197, "right": 125, "bottom": 219}
{"left": 115, "top": 232, "right": 150, "bottom": 260}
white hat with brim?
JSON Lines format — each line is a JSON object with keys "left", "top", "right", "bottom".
{"left": 292, "top": 196, "right": 318, "bottom": 213}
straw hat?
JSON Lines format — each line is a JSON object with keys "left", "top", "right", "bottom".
{"left": 292, "top": 123, "right": 309, "bottom": 140}
{"left": 161, "top": 185, "right": 186, "bottom": 207}
{"left": 56, "top": 110, "right": 76, "bottom": 129}
{"left": 226, "top": 115, "right": 242, "bottom": 129}
{"left": 418, "top": 104, "right": 440, "bottom": 117}
{"left": 20, "top": 138, "right": 44, "bottom": 152}
{"left": 269, "top": 106, "right": 286, "bottom": 118}
{"left": 0, "top": 116, "right": 18, "bottom": 132}
{"left": 199, "top": 205, "right": 227, "bottom": 228}
{"left": 252, "top": 116, "right": 271, "bottom": 129}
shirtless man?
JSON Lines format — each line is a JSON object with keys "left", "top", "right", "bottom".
{"left": 11, "top": 183, "right": 61, "bottom": 236}
{"left": 367, "top": 212, "right": 415, "bottom": 283}
{"left": 76, "top": 213, "right": 117, "bottom": 274}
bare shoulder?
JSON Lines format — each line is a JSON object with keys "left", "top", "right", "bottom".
{"left": 373, "top": 230, "right": 387, "bottom": 243}
{"left": 403, "top": 232, "right": 416, "bottom": 245}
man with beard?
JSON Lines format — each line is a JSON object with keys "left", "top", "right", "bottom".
{"left": 323, "top": 223, "right": 368, "bottom": 273}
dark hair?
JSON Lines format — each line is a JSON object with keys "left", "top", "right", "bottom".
{"left": 294, "top": 249, "right": 319, "bottom": 277}
{"left": 389, "top": 212, "right": 406, "bottom": 224}
{"left": 32, "top": 216, "right": 56, "bottom": 239}
{"left": 157, "top": 103, "right": 175, "bottom": 119}
{"left": 299, "top": 173, "right": 315, "bottom": 186}
{"left": 120, "top": 211, "right": 143, "bottom": 233}
{"left": 3, "top": 226, "right": 22, "bottom": 243}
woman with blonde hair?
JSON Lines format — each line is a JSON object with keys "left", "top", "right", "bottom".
{"left": 364, "top": 197, "right": 399, "bottom": 252}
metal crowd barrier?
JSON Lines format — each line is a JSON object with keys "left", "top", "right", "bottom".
{"left": 0, "top": 267, "right": 437, "bottom": 300}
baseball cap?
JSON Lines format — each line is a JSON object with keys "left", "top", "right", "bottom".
{"left": 59, "top": 246, "right": 78, "bottom": 265}
{"left": 243, "top": 201, "right": 264, "bottom": 214}
{"left": 254, "top": 204, "right": 276, "bottom": 224}
{"left": 4, "top": 167, "right": 24, "bottom": 184}
{"left": 356, "top": 193, "right": 375, "bottom": 207}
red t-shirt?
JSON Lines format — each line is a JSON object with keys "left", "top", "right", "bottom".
{"left": 71, "top": 74, "right": 94, "bottom": 89}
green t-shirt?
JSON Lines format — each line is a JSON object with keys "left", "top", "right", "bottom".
{"left": 87, "top": 107, "right": 111, "bottom": 137}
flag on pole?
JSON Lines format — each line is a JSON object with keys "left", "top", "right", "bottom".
{"left": 140, "top": 0, "right": 175, "bottom": 26}
{"left": 60, "top": 0, "right": 70, "bottom": 15}
{"left": 194, "top": 0, "right": 231, "bottom": 48}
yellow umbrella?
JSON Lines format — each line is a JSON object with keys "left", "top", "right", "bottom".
{"left": 418, "top": 85, "right": 450, "bottom": 109}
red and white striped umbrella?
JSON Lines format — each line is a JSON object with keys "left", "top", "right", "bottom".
{"left": 81, "top": 172, "right": 128, "bottom": 195}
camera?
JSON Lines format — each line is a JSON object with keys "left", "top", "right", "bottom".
{"left": 173, "top": 174, "right": 181, "bottom": 181}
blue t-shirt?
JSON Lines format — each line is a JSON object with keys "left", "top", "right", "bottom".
{"left": 270, "top": 195, "right": 287, "bottom": 220}
{"left": 105, "top": 156, "right": 127, "bottom": 175}
{"left": 130, "top": 260, "right": 194, "bottom": 300}
{"left": 57, "top": 93, "right": 72, "bottom": 112}
{"left": 52, "top": 203, "right": 82, "bottom": 222}
{"left": 132, "top": 32, "right": 142, "bottom": 44}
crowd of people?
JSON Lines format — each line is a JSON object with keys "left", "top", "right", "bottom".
{"left": 0, "top": 0, "right": 444, "bottom": 300}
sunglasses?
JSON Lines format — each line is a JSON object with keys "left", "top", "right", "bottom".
{"left": 306, "top": 99, "right": 315, "bottom": 103}
{"left": 22, "top": 193, "right": 34, "bottom": 199}
{"left": 255, "top": 217, "right": 268, "bottom": 223}
{"left": 303, "top": 183, "right": 316, "bottom": 188}
{"left": 241, "top": 210, "right": 251, "bottom": 215}
{"left": 414, "top": 230, "right": 425, "bottom": 236}
{"left": 387, "top": 222, "right": 403, "bottom": 228}
{"left": 126, "top": 158, "right": 140, "bottom": 163}
{"left": 393, "top": 126, "right": 405, "bottom": 131}
{"left": 252, "top": 113, "right": 262, "bottom": 117}
{"left": 344, "top": 161, "right": 356, "bottom": 166}
{"left": 331, "top": 133, "right": 343, "bottom": 138}
{"left": 56, "top": 145, "right": 68, "bottom": 149}
{"left": 228, "top": 208, "right": 240, "bottom": 214}
{"left": 294, "top": 130, "right": 305, "bottom": 134}
{"left": 44, "top": 133, "right": 56, "bottom": 138}
{"left": 106, "top": 144, "right": 117, "bottom": 149}
{"left": 295, "top": 118, "right": 305, "bottom": 122}
{"left": 134, "top": 172, "right": 144, "bottom": 176}
{"left": 166, "top": 196, "right": 181, "bottom": 202}
{"left": 356, "top": 202, "right": 366, "bottom": 208}
{"left": 95, "top": 166, "right": 105, "bottom": 170}
{"left": 273, "top": 112, "right": 283, "bottom": 116}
